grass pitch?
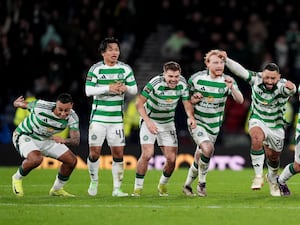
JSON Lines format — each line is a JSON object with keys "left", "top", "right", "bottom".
{"left": 1, "top": 167, "right": 300, "bottom": 225}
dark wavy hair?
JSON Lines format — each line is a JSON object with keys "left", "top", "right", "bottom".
{"left": 98, "top": 37, "right": 120, "bottom": 54}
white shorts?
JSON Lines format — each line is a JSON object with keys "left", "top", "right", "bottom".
{"left": 188, "top": 124, "right": 217, "bottom": 147}
{"left": 12, "top": 131, "right": 68, "bottom": 158}
{"left": 139, "top": 121, "right": 178, "bottom": 147}
{"left": 88, "top": 122, "right": 125, "bottom": 147}
{"left": 249, "top": 118, "right": 285, "bottom": 152}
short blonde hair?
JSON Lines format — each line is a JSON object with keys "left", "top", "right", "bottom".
{"left": 204, "top": 49, "right": 225, "bottom": 64}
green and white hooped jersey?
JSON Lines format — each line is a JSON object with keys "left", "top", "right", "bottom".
{"left": 294, "top": 86, "right": 300, "bottom": 145}
{"left": 188, "top": 71, "right": 238, "bottom": 136}
{"left": 15, "top": 100, "right": 79, "bottom": 141}
{"left": 142, "top": 74, "right": 189, "bottom": 124}
{"left": 247, "top": 71, "right": 291, "bottom": 129}
{"left": 86, "top": 61, "right": 137, "bottom": 124}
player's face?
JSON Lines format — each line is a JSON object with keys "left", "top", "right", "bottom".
{"left": 262, "top": 70, "right": 280, "bottom": 90}
{"left": 102, "top": 43, "right": 120, "bottom": 66}
{"left": 206, "top": 55, "right": 225, "bottom": 77}
{"left": 54, "top": 101, "right": 73, "bottom": 119}
{"left": 163, "top": 70, "right": 180, "bottom": 89}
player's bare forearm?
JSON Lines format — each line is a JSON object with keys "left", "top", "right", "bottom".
{"left": 183, "top": 100, "right": 196, "bottom": 129}
{"left": 51, "top": 130, "right": 80, "bottom": 147}
{"left": 66, "top": 130, "right": 80, "bottom": 147}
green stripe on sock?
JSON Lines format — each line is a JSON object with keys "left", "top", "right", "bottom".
{"left": 250, "top": 149, "right": 264, "bottom": 155}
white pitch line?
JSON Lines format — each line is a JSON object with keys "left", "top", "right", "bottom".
{"left": 1, "top": 203, "right": 300, "bottom": 209}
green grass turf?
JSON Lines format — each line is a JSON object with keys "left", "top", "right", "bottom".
{"left": 1, "top": 167, "right": 300, "bottom": 225}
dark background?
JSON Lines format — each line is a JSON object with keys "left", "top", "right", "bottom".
{"left": 0, "top": 0, "right": 299, "bottom": 168}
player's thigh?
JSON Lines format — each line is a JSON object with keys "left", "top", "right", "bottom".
{"left": 106, "top": 123, "right": 126, "bottom": 146}
{"left": 139, "top": 122, "right": 156, "bottom": 145}
{"left": 88, "top": 122, "right": 107, "bottom": 146}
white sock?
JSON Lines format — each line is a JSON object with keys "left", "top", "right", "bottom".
{"left": 267, "top": 162, "right": 279, "bottom": 183}
{"left": 112, "top": 161, "right": 124, "bottom": 190}
{"left": 87, "top": 157, "right": 99, "bottom": 181}
{"left": 51, "top": 176, "right": 66, "bottom": 190}
{"left": 184, "top": 163, "right": 198, "bottom": 187}
{"left": 13, "top": 170, "right": 23, "bottom": 180}
{"left": 134, "top": 177, "right": 145, "bottom": 190}
{"left": 159, "top": 173, "right": 170, "bottom": 185}
{"left": 250, "top": 151, "right": 265, "bottom": 177}
{"left": 198, "top": 159, "right": 209, "bottom": 183}
{"left": 278, "top": 163, "right": 294, "bottom": 184}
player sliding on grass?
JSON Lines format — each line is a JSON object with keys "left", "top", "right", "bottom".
{"left": 182, "top": 49, "right": 244, "bottom": 197}
{"left": 222, "top": 51, "right": 296, "bottom": 196}
{"left": 11, "top": 93, "right": 80, "bottom": 197}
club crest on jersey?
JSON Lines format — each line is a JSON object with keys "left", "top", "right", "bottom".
{"left": 117, "top": 73, "right": 124, "bottom": 80}
{"left": 218, "top": 87, "right": 225, "bottom": 93}
{"left": 25, "top": 137, "right": 31, "bottom": 142}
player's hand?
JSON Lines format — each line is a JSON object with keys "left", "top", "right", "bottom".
{"left": 13, "top": 96, "right": 26, "bottom": 108}
{"left": 225, "top": 77, "right": 233, "bottom": 89}
{"left": 51, "top": 136, "right": 65, "bottom": 144}
{"left": 187, "top": 117, "right": 196, "bottom": 129}
{"left": 110, "top": 82, "right": 127, "bottom": 95}
{"left": 191, "top": 92, "right": 203, "bottom": 104}
{"left": 285, "top": 80, "right": 295, "bottom": 90}
{"left": 146, "top": 120, "right": 158, "bottom": 134}
{"left": 218, "top": 51, "right": 227, "bottom": 61}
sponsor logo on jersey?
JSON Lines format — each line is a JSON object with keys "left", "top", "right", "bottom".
{"left": 144, "top": 87, "right": 151, "bottom": 94}
{"left": 207, "top": 96, "right": 214, "bottom": 103}
{"left": 47, "top": 127, "right": 54, "bottom": 133}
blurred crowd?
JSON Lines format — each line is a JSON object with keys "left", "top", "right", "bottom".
{"left": 1, "top": 0, "right": 300, "bottom": 144}
{"left": 0, "top": 0, "right": 154, "bottom": 141}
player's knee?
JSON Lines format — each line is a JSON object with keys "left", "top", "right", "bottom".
{"left": 32, "top": 156, "right": 44, "bottom": 167}
{"left": 70, "top": 156, "right": 77, "bottom": 168}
